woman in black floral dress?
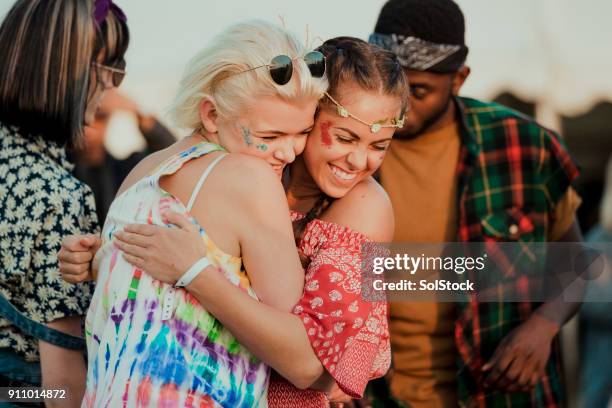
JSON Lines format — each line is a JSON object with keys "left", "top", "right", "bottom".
{"left": 0, "top": 0, "right": 129, "bottom": 405}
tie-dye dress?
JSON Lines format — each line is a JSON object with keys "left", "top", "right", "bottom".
{"left": 84, "top": 142, "right": 269, "bottom": 408}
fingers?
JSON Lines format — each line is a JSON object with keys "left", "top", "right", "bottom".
{"left": 114, "top": 230, "right": 150, "bottom": 248}
{"left": 499, "top": 356, "right": 526, "bottom": 392}
{"left": 62, "top": 234, "right": 95, "bottom": 252}
{"left": 484, "top": 347, "right": 514, "bottom": 390}
{"left": 114, "top": 240, "right": 148, "bottom": 260}
{"left": 529, "top": 371, "right": 540, "bottom": 388}
{"left": 123, "top": 223, "right": 159, "bottom": 237}
{"left": 163, "top": 211, "right": 194, "bottom": 231}
{"left": 61, "top": 271, "right": 92, "bottom": 284}
{"left": 79, "top": 234, "right": 101, "bottom": 249}
{"left": 485, "top": 351, "right": 542, "bottom": 393}
{"left": 122, "top": 253, "right": 146, "bottom": 270}
{"left": 59, "top": 260, "right": 90, "bottom": 275}
{"left": 58, "top": 244, "right": 93, "bottom": 283}
{"left": 485, "top": 361, "right": 511, "bottom": 391}
{"left": 513, "top": 357, "right": 537, "bottom": 392}
{"left": 525, "top": 359, "right": 546, "bottom": 390}
{"left": 59, "top": 262, "right": 92, "bottom": 283}
{"left": 58, "top": 248, "right": 93, "bottom": 265}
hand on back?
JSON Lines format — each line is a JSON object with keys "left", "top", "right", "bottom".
{"left": 114, "top": 211, "right": 207, "bottom": 285}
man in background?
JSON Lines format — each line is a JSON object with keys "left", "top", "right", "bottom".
{"left": 369, "top": 0, "right": 583, "bottom": 406}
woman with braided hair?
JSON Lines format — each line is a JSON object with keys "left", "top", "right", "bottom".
{"left": 61, "top": 34, "right": 409, "bottom": 407}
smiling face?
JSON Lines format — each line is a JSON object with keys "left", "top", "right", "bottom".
{"left": 303, "top": 86, "right": 402, "bottom": 197}
{"left": 214, "top": 95, "right": 319, "bottom": 177}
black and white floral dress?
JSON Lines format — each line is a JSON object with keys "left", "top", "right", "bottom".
{"left": 0, "top": 123, "right": 98, "bottom": 362}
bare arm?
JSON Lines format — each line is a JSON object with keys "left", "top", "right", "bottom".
{"left": 190, "top": 179, "right": 394, "bottom": 391}
{"left": 116, "top": 154, "right": 305, "bottom": 311}
{"left": 116, "top": 218, "right": 323, "bottom": 390}
{"left": 187, "top": 270, "right": 321, "bottom": 389}
{"left": 117, "top": 177, "right": 394, "bottom": 392}
{"left": 38, "top": 316, "right": 86, "bottom": 408}
{"left": 221, "top": 155, "right": 305, "bottom": 311}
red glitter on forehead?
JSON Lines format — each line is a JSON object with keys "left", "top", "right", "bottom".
{"left": 320, "top": 121, "right": 332, "bottom": 147}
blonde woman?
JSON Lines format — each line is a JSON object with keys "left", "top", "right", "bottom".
{"left": 67, "top": 21, "right": 326, "bottom": 407}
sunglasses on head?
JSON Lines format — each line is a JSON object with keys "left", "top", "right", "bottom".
{"left": 233, "top": 51, "right": 326, "bottom": 85}
{"left": 92, "top": 60, "right": 126, "bottom": 87}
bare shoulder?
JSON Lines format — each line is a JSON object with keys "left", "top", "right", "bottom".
{"left": 216, "top": 153, "right": 277, "bottom": 177}
{"left": 215, "top": 153, "right": 284, "bottom": 199}
{"left": 116, "top": 147, "right": 175, "bottom": 196}
{"left": 322, "top": 177, "right": 394, "bottom": 242}
{"left": 117, "top": 138, "right": 218, "bottom": 196}
{"left": 208, "top": 153, "right": 291, "bottom": 242}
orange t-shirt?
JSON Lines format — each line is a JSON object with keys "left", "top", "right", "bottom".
{"left": 379, "top": 122, "right": 461, "bottom": 408}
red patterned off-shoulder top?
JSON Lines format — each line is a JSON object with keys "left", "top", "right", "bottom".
{"left": 268, "top": 212, "right": 390, "bottom": 407}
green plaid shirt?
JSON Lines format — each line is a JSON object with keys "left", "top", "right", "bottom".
{"left": 454, "top": 97, "right": 579, "bottom": 407}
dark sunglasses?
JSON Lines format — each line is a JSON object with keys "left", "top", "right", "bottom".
{"left": 92, "top": 60, "right": 126, "bottom": 87}
{"left": 234, "top": 51, "right": 326, "bottom": 85}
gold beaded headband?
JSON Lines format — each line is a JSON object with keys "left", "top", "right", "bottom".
{"left": 324, "top": 92, "right": 405, "bottom": 133}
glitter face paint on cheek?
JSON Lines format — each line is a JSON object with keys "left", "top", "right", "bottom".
{"left": 241, "top": 126, "right": 253, "bottom": 147}
{"left": 255, "top": 143, "right": 268, "bottom": 151}
{"left": 320, "top": 121, "right": 333, "bottom": 147}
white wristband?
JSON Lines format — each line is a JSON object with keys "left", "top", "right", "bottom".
{"left": 174, "top": 257, "right": 212, "bottom": 288}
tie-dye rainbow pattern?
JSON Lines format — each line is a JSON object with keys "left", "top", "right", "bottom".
{"left": 84, "top": 142, "right": 269, "bottom": 407}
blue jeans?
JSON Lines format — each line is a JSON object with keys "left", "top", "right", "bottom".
{"left": 0, "top": 348, "right": 43, "bottom": 408}
{"left": 0, "top": 348, "right": 41, "bottom": 385}
{"left": 0, "top": 294, "right": 86, "bottom": 407}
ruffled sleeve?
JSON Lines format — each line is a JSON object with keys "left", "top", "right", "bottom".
{"left": 291, "top": 218, "right": 390, "bottom": 398}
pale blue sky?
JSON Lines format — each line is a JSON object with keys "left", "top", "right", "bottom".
{"left": 1, "top": 0, "right": 611, "bottom": 120}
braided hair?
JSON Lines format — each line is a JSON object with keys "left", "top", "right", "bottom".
{"left": 292, "top": 194, "right": 333, "bottom": 249}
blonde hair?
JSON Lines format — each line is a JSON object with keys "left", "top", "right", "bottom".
{"left": 170, "top": 20, "right": 328, "bottom": 130}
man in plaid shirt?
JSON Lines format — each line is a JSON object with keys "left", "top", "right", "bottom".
{"left": 369, "top": 0, "right": 583, "bottom": 406}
